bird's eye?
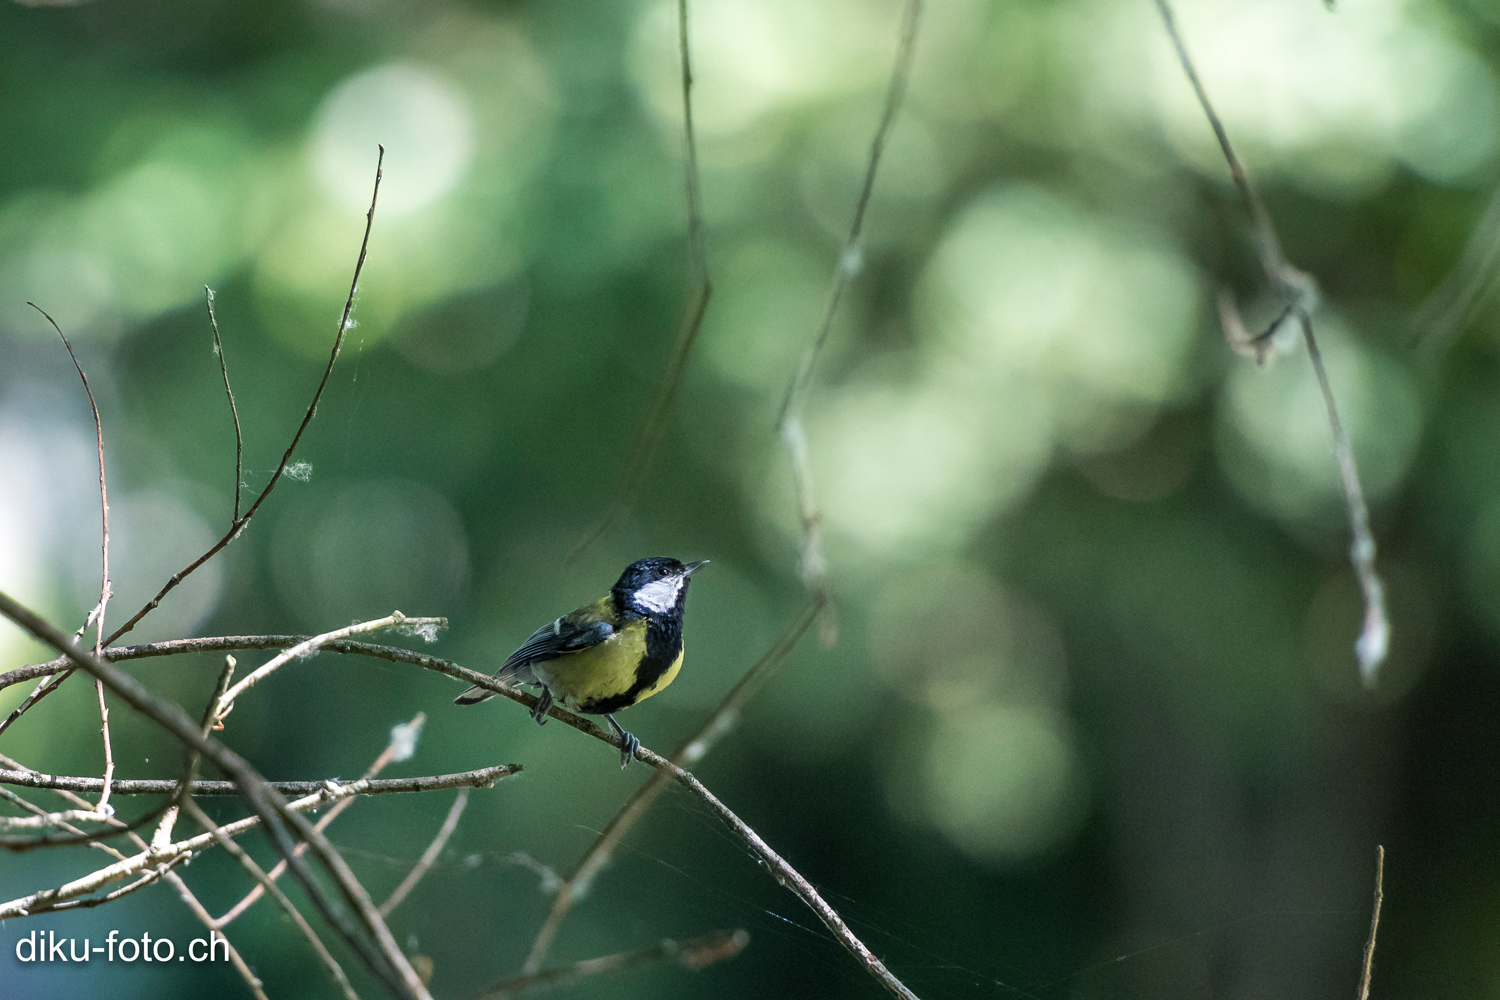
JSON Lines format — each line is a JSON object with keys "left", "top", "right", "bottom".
{"left": 656, "top": 565, "right": 669, "bottom": 577}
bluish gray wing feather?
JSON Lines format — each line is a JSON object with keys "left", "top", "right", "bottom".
{"left": 502, "top": 617, "right": 614, "bottom": 673}
{"left": 454, "top": 614, "right": 614, "bottom": 705}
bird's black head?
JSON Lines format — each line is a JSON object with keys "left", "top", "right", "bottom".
{"left": 612, "top": 557, "right": 707, "bottom": 619}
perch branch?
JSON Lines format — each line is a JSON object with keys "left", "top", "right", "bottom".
{"left": 330, "top": 639, "right": 921, "bottom": 998}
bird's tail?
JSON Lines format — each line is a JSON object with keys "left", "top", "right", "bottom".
{"left": 454, "top": 663, "right": 536, "bottom": 705}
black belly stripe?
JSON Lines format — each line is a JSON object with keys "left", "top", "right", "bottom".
{"left": 578, "top": 615, "right": 682, "bottom": 716}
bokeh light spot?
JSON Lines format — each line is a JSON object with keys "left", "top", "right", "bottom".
{"left": 922, "top": 702, "right": 1087, "bottom": 864}
{"left": 312, "top": 64, "right": 476, "bottom": 217}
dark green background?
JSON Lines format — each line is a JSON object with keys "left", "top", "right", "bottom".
{"left": 2, "top": 0, "right": 1499, "bottom": 997}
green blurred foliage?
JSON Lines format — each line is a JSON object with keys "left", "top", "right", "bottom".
{"left": 2, "top": 0, "right": 1500, "bottom": 997}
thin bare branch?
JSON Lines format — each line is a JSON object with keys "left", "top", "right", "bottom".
{"left": 165, "top": 872, "right": 270, "bottom": 1000}
{"left": 0, "top": 588, "right": 431, "bottom": 1000}
{"left": 1298, "top": 316, "right": 1388, "bottom": 679}
{"left": 184, "top": 797, "right": 363, "bottom": 1000}
{"left": 42, "top": 854, "right": 188, "bottom": 912}
{"left": 0, "top": 775, "right": 116, "bottom": 830}
{"left": 776, "top": 0, "right": 922, "bottom": 427}
{"left": 567, "top": 0, "right": 712, "bottom": 562}
{"left": 203, "top": 655, "right": 237, "bottom": 734}
{"left": 0, "top": 770, "right": 519, "bottom": 913}
{"left": 0, "top": 146, "right": 387, "bottom": 738}
{"left": 1149, "top": 0, "right": 1289, "bottom": 287}
{"left": 523, "top": 597, "right": 822, "bottom": 972}
{"left": 8, "top": 633, "right": 451, "bottom": 691}
{"left": 1152, "top": 0, "right": 1388, "bottom": 683}
{"left": 480, "top": 930, "right": 749, "bottom": 1000}
{"left": 27, "top": 303, "right": 117, "bottom": 809}
{"left": 0, "top": 764, "right": 517, "bottom": 799}
{"left": 92, "top": 679, "right": 116, "bottom": 810}
{"left": 774, "top": 0, "right": 922, "bottom": 642}
{"left": 104, "top": 146, "right": 385, "bottom": 648}
{"left": 780, "top": 416, "right": 836, "bottom": 645}
{"left": 219, "top": 713, "right": 426, "bottom": 926}
{"left": 205, "top": 285, "right": 245, "bottom": 524}
{"left": 379, "top": 786, "right": 469, "bottom": 917}
{"left": 1358, "top": 845, "right": 1385, "bottom": 1000}
{"left": 214, "top": 612, "right": 446, "bottom": 725}
{"left": 0, "top": 808, "right": 115, "bottom": 830}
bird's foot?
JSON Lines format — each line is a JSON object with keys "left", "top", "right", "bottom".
{"left": 618, "top": 730, "right": 640, "bottom": 769}
{"left": 530, "top": 687, "right": 553, "bottom": 725}
{"left": 606, "top": 714, "right": 639, "bottom": 769}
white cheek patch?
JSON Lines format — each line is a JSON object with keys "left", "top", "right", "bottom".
{"left": 634, "top": 576, "right": 683, "bottom": 614}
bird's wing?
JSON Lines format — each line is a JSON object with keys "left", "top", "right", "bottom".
{"left": 499, "top": 600, "right": 616, "bottom": 677}
{"left": 454, "top": 599, "right": 617, "bottom": 706}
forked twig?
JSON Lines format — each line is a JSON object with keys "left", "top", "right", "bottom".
{"left": 165, "top": 874, "right": 269, "bottom": 1000}
{"left": 775, "top": 0, "right": 922, "bottom": 643}
{"left": 0, "top": 146, "right": 387, "bottom": 738}
{"left": 1152, "top": 0, "right": 1388, "bottom": 683}
{"left": 568, "top": 0, "right": 712, "bottom": 562}
{"left": 212, "top": 612, "right": 445, "bottom": 727}
{"left": 522, "top": 597, "right": 822, "bottom": 972}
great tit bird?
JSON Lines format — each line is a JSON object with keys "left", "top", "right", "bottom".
{"left": 455, "top": 557, "right": 707, "bottom": 767}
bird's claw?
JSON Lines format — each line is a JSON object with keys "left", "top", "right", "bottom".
{"left": 618, "top": 730, "right": 640, "bottom": 769}
{"left": 530, "top": 687, "right": 553, "bottom": 726}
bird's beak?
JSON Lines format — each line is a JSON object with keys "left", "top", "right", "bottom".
{"left": 683, "top": 560, "right": 709, "bottom": 576}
